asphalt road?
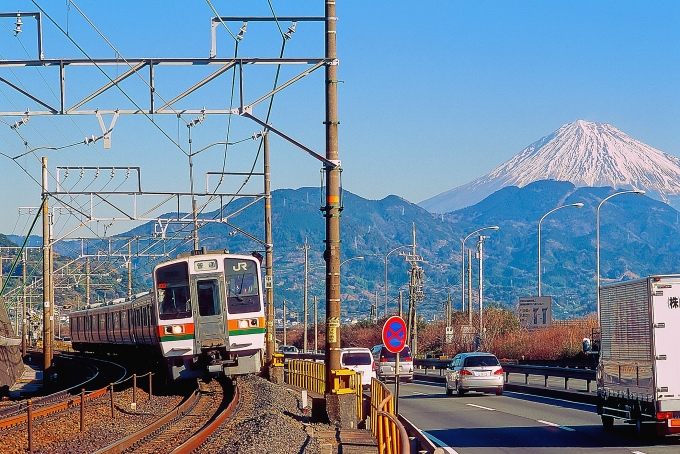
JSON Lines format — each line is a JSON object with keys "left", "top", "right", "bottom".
{"left": 397, "top": 380, "right": 680, "bottom": 454}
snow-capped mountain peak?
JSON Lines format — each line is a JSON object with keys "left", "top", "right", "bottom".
{"left": 420, "top": 120, "right": 680, "bottom": 213}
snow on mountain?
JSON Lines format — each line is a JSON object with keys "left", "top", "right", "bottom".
{"left": 420, "top": 120, "right": 680, "bottom": 213}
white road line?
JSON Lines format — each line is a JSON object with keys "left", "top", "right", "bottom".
{"left": 631, "top": 451, "right": 647, "bottom": 454}
{"left": 466, "top": 403, "right": 496, "bottom": 411}
{"left": 537, "top": 420, "right": 575, "bottom": 431}
{"left": 422, "top": 431, "right": 459, "bottom": 454}
{"left": 411, "top": 391, "right": 428, "bottom": 395}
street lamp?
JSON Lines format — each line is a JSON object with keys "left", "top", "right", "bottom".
{"left": 384, "top": 245, "right": 412, "bottom": 317}
{"left": 305, "top": 255, "right": 363, "bottom": 352}
{"left": 461, "top": 226, "right": 499, "bottom": 322}
{"left": 538, "top": 202, "right": 584, "bottom": 297}
{"left": 596, "top": 189, "right": 645, "bottom": 324}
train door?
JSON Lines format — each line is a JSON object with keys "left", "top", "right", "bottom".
{"left": 191, "top": 275, "right": 228, "bottom": 352}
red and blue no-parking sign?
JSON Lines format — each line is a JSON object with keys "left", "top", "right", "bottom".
{"left": 382, "top": 316, "right": 407, "bottom": 353}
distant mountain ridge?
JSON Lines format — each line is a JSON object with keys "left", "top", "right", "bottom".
{"left": 9, "top": 183, "right": 680, "bottom": 320}
{"left": 420, "top": 120, "right": 680, "bottom": 213}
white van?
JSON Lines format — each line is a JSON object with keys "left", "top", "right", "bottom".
{"left": 340, "top": 347, "right": 376, "bottom": 389}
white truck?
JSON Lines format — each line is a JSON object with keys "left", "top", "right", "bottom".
{"left": 597, "top": 275, "right": 680, "bottom": 435}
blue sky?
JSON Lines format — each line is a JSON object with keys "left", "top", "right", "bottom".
{"left": 1, "top": 1, "right": 680, "bottom": 236}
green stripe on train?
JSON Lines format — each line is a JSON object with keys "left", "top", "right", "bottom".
{"left": 229, "top": 327, "right": 267, "bottom": 335}
{"left": 159, "top": 334, "right": 195, "bottom": 342}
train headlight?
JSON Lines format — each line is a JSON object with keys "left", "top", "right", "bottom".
{"left": 250, "top": 318, "right": 259, "bottom": 327}
{"left": 238, "top": 319, "right": 249, "bottom": 329}
{"left": 164, "top": 324, "right": 185, "bottom": 335}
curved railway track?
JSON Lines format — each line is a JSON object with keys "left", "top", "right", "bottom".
{"left": 0, "top": 353, "right": 126, "bottom": 430}
{"left": 96, "top": 377, "right": 237, "bottom": 454}
{"left": 0, "top": 373, "right": 237, "bottom": 454}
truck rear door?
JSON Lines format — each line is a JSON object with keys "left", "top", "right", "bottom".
{"left": 652, "top": 277, "right": 680, "bottom": 410}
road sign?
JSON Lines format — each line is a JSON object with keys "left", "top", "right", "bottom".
{"left": 382, "top": 316, "right": 407, "bottom": 353}
{"left": 445, "top": 326, "right": 454, "bottom": 344}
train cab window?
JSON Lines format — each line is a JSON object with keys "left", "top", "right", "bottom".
{"left": 156, "top": 262, "right": 191, "bottom": 320}
{"left": 197, "top": 279, "right": 220, "bottom": 316}
{"left": 225, "top": 258, "right": 261, "bottom": 315}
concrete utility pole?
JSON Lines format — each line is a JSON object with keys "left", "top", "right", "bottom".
{"left": 282, "top": 299, "right": 287, "bottom": 346}
{"left": 22, "top": 250, "right": 27, "bottom": 356}
{"left": 42, "top": 157, "right": 52, "bottom": 372}
{"left": 85, "top": 257, "right": 90, "bottom": 310}
{"left": 313, "top": 296, "right": 318, "bottom": 353}
{"left": 127, "top": 240, "right": 133, "bottom": 299}
{"left": 324, "top": 0, "right": 342, "bottom": 389}
{"left": 264, "top": 132, "right": 276, "bottom": 364}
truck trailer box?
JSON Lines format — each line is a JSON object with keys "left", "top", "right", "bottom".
{"left": 597, "top": 275, "right": 680, "bottom": 435}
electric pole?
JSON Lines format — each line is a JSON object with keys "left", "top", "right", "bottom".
{"left": 404, "top": 223, "right": 424, "bottom": 357}
{"left": 298, "top": 238, "right": 310, "bottom": 353}
{"left": 264, "top": 132, "right": 276, "bottom": 364}
{"left": 324, "top": 0, "right": 343, "bottom": 393}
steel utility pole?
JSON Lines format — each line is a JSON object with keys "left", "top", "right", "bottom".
{"left": 22, "top": 250, "right": 27, "bottom": 357}
{"left": 404, "top": 223, "right": 424, "bottom": 357}
{"left": 264, "top": 132, "right": 276, "bottom": 364}
{"left": 41, "top": 157, "right": 52, "bottom": 372}
{"left": 324, "top": 0, "right": 343, "bottom": 391}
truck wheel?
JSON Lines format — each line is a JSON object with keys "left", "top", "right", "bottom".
{"left": 601, "top": 415, "right": 614, "bottom": 430}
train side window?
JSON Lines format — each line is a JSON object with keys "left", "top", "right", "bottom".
{"left": 197, "top": 279, "right": 220, "bottom": 316}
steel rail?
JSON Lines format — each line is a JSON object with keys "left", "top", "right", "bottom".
{"left": 93, "top": 388, "right": 202, "bottom": 454}
{"left": 169, "top": 384, "right": 240, "bottom": 454}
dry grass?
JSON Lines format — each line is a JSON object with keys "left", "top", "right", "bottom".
{"left": 281, "top": 310, "right": 598, "bottom": 360}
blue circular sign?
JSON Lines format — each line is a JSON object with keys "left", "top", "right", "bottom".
{"left": 382, "top": 316, "right": 407, "bottom": 353}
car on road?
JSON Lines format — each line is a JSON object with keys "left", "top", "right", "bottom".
{"left": 371, "top": 344, "right": 413, "bottom": 382}
{"left": 445, "top": 352, "right": 504, "bottom": 396}
{"left": 340, "top": 347, "right": 376, "bottom": 388}
{"left": 278, "top": 345, "right": 299, "bottom": 355}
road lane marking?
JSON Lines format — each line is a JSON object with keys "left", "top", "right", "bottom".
{"left": 411, "top": 391, "right": 428, "bottom": 395}
{"left": 466, "top": 403, "right": 496, "bottom": 411}
{"left": 422, "top": 431, "right": 459, "bottom": 454}
{"left": 537, "top": 419, "right": 575, "bottom": 431}
{"left": 631, "top": 452, "right": 647, "bottom": 454}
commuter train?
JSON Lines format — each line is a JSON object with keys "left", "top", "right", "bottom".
{"left": 69, "top": 249, "right": 265, "bottom": 381}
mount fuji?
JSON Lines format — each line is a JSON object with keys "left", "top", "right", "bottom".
{"left": 420, "top": 120, "right": 680, "bottom": 213}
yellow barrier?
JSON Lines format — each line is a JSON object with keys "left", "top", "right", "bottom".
{"left": 285, "top": 360, "right": 364, "bottom": 421}
{"left": 287, "top": 359, "right": 326, "bottom": 395}
{"left": 370, "top": 378, "right": 409, "bottom": 454}
{"left": 271, "top": 352, "right": 285, "bottom": 367}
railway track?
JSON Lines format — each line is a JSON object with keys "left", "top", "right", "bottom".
{"left": 0, "top": 353, "right": 125, "bottom": 430}
{"left": 96, "top": 377, "right": 237, "bottom": 454}
{"left": 0, "top": 373, "right": 235, "bottom": 454}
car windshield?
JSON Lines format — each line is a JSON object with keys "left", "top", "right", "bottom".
{"left": 380, "top": 346, "right": 411, "bottom": 360}
{"left": 342, "top": 352, "right": 372, "bottom": 366}
{"left": 464, "top": 355, "right": 500, "bottom": 367}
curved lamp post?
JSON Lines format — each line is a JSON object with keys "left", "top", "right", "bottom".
{"left": 596, "top": 189, "right": 645, "bottom": 325}
{"left": 305, "top": 255, "right": 363, "bottom": 352}
{"left": 384, "top": 245, "right": 412, "bottom": 317}
{"left": 537, "top": 202, "right": 584, "bottom": 297}
{"left": 461, "top": 226, "right": 499, "bottom": 319}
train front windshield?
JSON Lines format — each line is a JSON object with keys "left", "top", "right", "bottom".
{"left": 156, "top": 262, "right": 192, "bottom": 320}
{"left": 224, "top": 258, "right": 261, "bottom": 314}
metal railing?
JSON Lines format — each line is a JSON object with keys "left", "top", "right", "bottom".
{"left": 414, "top": 358, "right": 596, "bottom": 392}
{"left": 370, "top": 378, "right": 409, "bottom": 454}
